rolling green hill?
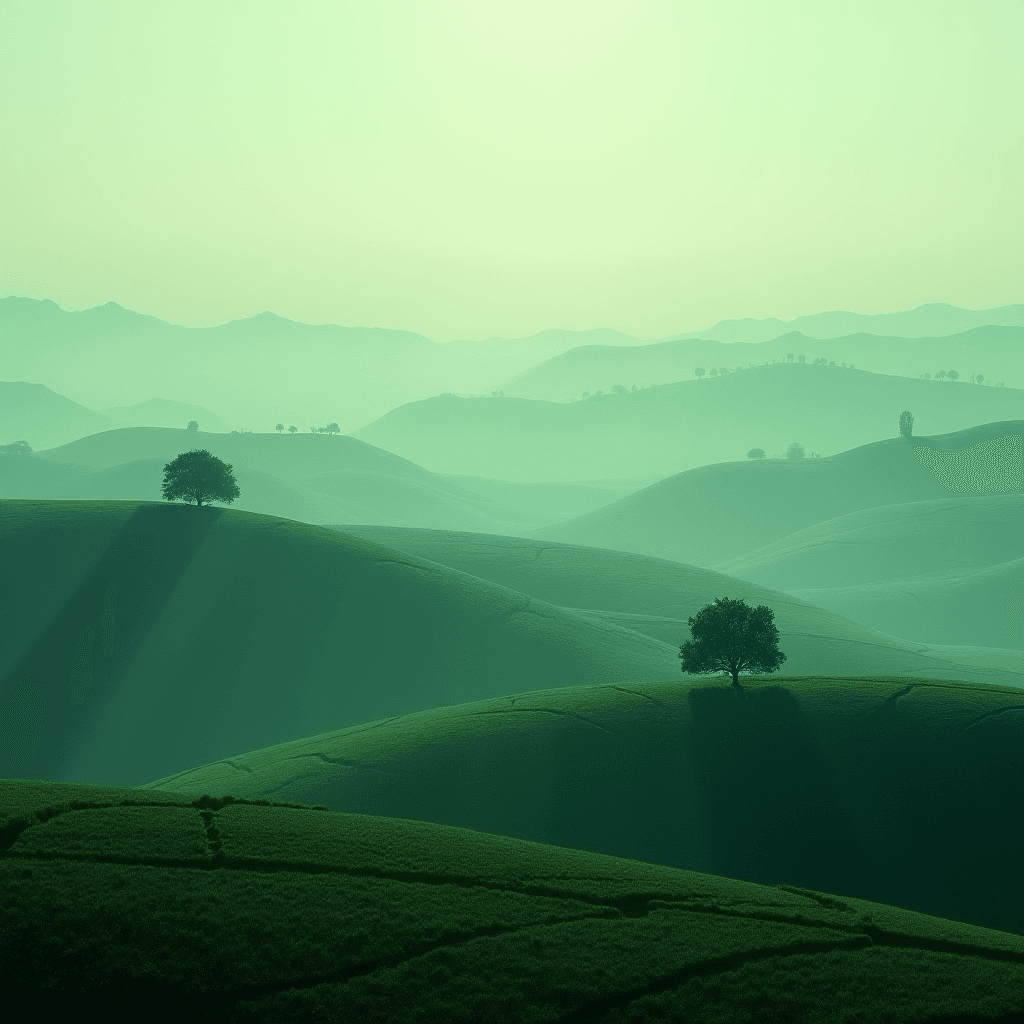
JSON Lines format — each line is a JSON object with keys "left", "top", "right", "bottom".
{"left": 5, "top": 777, "right": 1024, "bottom": 1022}
{"left": 533, "top": 421, "right": 1024, "bottom": 565}
{"left": 22, "top": 427, "right": 550, "bottom": 533}
{"left": 500, "top": 325, "right": 1024, "bottom": 401}
{"left": 353, "top": 364, "right": 1024, "bottom": 481}
{"left": 0, "top": 500, "right": 679, "bottom": 789}
{"left": 136, "top": 674, "right": 1024, "bottom": 939}
{"left": 708, "top": 493, "right": 1024, "bottom": 649}
{"left": 334, "top": 525, "right": 1023, "bottom": 685}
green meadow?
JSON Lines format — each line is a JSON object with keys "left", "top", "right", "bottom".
{"left": 2, "top": 407, "right": 1023, "bottom": 1020}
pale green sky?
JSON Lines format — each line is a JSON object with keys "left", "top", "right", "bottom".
{"left": 1, "top": 0, "right": 1021, "bottom": 340}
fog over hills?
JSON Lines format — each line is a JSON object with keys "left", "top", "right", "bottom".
{"left": 5, "top": 296, "right": 1021, "bottom": 437}
{"left": 533, "top": 420, "right": 1022, "bottom": 563}
{"left": 354, "top": 362, "right": 1024, "bottom": 481}
{"left": 500, "top": 325, "right": 1023, "bottom": 402}
{"left": 100, "top": 398, "right": 226, "bottom": 432}
{"left": 0, "top": 381, "right": 121, "bottom": 450}
{"left": 664, "top": 301, "right": 1024, "bottom": 344}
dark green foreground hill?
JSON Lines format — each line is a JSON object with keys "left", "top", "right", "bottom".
{"left": 3, "top": 777, "right": 1024, "bottom": 1024}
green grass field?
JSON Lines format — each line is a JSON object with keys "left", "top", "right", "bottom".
{"left": 2, "top": 415, "right": 1023, "bottom": 1021}
{"left": 4, "top": 776, "right": 1024, "bottom": 1023}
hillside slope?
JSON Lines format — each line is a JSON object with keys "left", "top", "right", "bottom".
{"left": 7, "top": 774, "right": 1024, "bottom": 1021}
{"left": 0, "top": 500, "right": 677, "bottom": 788}
{"left": 0, "top": 380, "right": 120, "bottom": 450}
{"left": 500, "top": 325, "right": 1023, "bottom": 401}
{"left": 26, "top": 427, "right": 544, "bottom": 532}
{"left": 533, "top": 421, "right": 1023, "bottom": 565}
{"left": 336, "top": 525, "right": 1024, "bottom": 684}
{"left": 353, "top": 364, "right": 1024, "bottom": 481}
{"left": 139, "top": 674, "right": 1024, "bottom": 938}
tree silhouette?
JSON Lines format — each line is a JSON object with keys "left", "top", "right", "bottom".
{"left": 186, "top": 420, "right": 199, "bottom": 432}
{"left": 709, "top": 368, "right": 718, "bottom": 377}
{"left": 947, "top": 370, "right": 959, "bottom": 382}
{"left": 746, "top": 448, "right": 766, "bottom": 460}
{"left": 612, "top": 384, "right": 627, "bottom": 395}
{"left": 161, "top": 450, "right": 240, "bottom": 507}
{"left": 786, "top": 353, "right": 794, "bottom": 362}
{"left": 976, "top": 374, "right": 984, "bottom": 385}
{"left": 326, "top": 422, "right": 340, "bottom": 435}
{"left": 936, "top": 370, "right": 947, "bottom": 380}
{"left": 276, "top": 423, "right": 284, "bottom": 433}
{"left": 679, "top": 597, "right": 787, "bottom": 688}
{"left": 786, "top": 442, "right": 805, "bottom": 460}
{"left": 694, "top": 367, "right": 705, "bottom": 379}
{"left": 288, "top": 425, "right": 297, "bottom": 434}
{"left": 797, "top": 354, "right": 806, "bottom": 363}
{"left": 899, "top": 410, "right": 914, "bottom": 438}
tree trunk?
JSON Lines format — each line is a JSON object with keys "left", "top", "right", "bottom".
{"left": 731, "top": 670, "right": 741, "bottom": 687}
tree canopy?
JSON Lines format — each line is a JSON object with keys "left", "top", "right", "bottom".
{"left": 679, "top": 596, "right": 787, "bottom": 687}
{"left": 161, "top": 449, "right": 240, "bottom": 507}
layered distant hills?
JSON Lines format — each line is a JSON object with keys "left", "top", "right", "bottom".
{"left": 354, "top": 362, "right": 1024, "bottom": 480}
{"left": 3, "top": 296, "right": 1021, "bottom": 435}
{"left": 498, "top": 325, "right": 1023, "bottom": 402}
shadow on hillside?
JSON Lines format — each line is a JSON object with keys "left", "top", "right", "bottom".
{"left": 687, "top": 682, "right": 1024, "bottom": 935}
{"left": 686, "top": 684, "right": 876, "bottom": 897}
{"left": 0, "top": 504, "right": 222, "bottom": 780}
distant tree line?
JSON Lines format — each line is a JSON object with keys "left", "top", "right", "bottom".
{"left": 0, "top": 439, "right": 32, "bottom": 455}
{"left": 746, "top": 410, "right": 915, "bottom": 461}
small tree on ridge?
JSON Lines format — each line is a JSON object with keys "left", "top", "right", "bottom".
{"left": 899, "top": 410, "right": 914, "bottom": 438}
{"left": 161, "top": 449, "right": 240, "bottom": 507}
{"left": 679, "top": 597, "right": 787, "bottom": 688}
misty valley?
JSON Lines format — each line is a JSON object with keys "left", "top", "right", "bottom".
{"left": 2, "top": 295, "right": 1023, "bottom": 1022}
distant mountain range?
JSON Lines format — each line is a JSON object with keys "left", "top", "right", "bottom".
{"left": 3, "top": 296, "right": 1021, "bottom": 432}
{"left": 663, "top": 301, "right": 1024, "bottom": 344}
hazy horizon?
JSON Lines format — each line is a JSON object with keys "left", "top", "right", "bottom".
{"left": 2, "top": 2, "right": 1022, "bottom": 340}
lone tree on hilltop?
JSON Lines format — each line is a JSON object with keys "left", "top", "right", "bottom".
{"left": 695, "top": 367, "right": 705, "bottom": 379}
{"left": 679, "top": 597, "right": 787, "bottom": 688}
{"left": 288, "top": 425, "right": 297, "bottom": 434}
{"left": 746, "top": 448, "right": 766, "bottom": 460}
{"left": 899, "top": 410, "right": 914, "bottom": 438}
{"left": 276, "top": 423, "right": 284, "bottom": 433}
{"left": 187, "top": 419, "right": 199, "bottom": 432}
{"left": 161, "top": 449, "right": 240, "bottom": 507}
{"left": 786, "top": 441, "right": 806, "bottom": 460}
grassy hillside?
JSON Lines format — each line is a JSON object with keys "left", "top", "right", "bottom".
{"left": 136, "top": 674, "right": 1024, "bottom": 938}
{"left": 5, "top": 778, "right": 1024, "bottom": 1022}
{"left": 0, "top": 500, "right": 679, "bottom": 789}
{"left": 0, "top": 380, "right": 121, "bottom": 450}
{"left": 501, "top": 325, "right": 1024, "bottom": 401}
{"left": 353, "top": 363, "right": 1024, "bottom": 481}
{"left": 334, "top": 525, "right": 1023, "bottom": 685}
{"left": 23, "top": 427, "right": 550, "bottom": 533}
{"left": 533, "top": 421, "right": 1023, "bottom": 565}
{"left": 708, "top": 493, "right": 1024, "bottom": 649}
